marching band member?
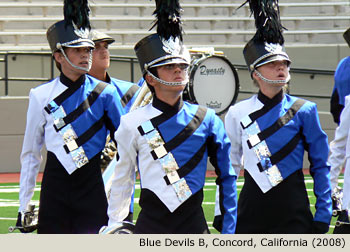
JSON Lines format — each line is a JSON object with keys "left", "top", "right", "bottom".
{"left": 328, "top": 94, "right": 350, "bottom": 234}
{"left": 88, "top": 29, "right": 138, "bottom": 221}
{"left": 330, "top": 28, "right": 350, "bottom": 125}
{"left": 88, "top": 29, "right": 141, "bottom": 114}
{"left": 106, "top": 0, "right": 237, "bottom": 234}
{"left": 17, "top": 0, "right": 124, "bottom": 233}
{"left": 222, "top": 0, "right": 332, "bottom": 233}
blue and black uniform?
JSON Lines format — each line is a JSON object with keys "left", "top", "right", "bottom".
{"left": 107, "top": 95, "right": 237, "bottom": 234}
{"left": 19, "top": 73, "right": 124, "bottom": 233}
{"left": 331, "top": 56, "right": 350, "bottom": 124}
{"left": 225, "top": 90, "right": 332, "bottom": 233}
{"left": 105, "top": 73, "right": 142, "bottom": 113}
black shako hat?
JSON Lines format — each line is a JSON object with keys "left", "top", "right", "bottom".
{"left": 134, "top": 33, "right": 190, "bottom": 75}
{"left": 134, "top": 0, "right": 190, "bottom": 76}
{"left": 240, "top": 0, "right": 291, "bottom": 77}
{"left": 243, "top": 40, "right": 290, "bottom": 73}
{"left": 46, "top": 0, "right": 94, "bottom": 53}
{"left": 343, "top": 28, "right": 350, "bottom": 47}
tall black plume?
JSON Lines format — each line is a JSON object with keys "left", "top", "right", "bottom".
{"left": 63, "top": 0, "right": 91, "bottom": 30}
{"left": 150, "top": 0, "right": 184, "bottom": 41}
{"left": 239, "top": 0, "right": 285, "bottom": 44}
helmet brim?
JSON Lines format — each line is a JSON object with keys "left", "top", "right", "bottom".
{"left": 64, "top": 40, "right": 95, "bottom": 49}
{"left": 93, "top": 38, "right": 115, "bottom": 45}
{"left": 150, "top": 57, "right": 189, "bottom": 68}
{"left": 89, "top": 30, "right": 115, "bottom": 45}
{"left": 255, "top": 54, "right": 291, "bottom": 69}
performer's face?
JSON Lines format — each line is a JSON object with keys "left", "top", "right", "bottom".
{"left": 256, "top": 60, "right": 289, "bottom": 85}
{"left": 56, "top": 47, "right": 93, "bottom": 79}
{"left": 146, "top": 63, "right": 188, "bottom": 104}
{"left": 157, "top": 63, "right": 189, "bottom": 84}
{"left": 90, "top": 41, "right": 110, "bottom": 72}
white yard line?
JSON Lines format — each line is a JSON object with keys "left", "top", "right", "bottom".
{"left": 0, "top": 200, "right": 39, "bottom": 208}
{"left": 0, "top": 188, "right": 40, "bottom": 193}
{"left": 205, "top": 181, "right": 244, "bottom": 186}
{"left": 0, "top": 217, "right": 16, "bottom": 220}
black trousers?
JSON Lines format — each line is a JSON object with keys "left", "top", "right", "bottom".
{"left": 236, "top": 169, "right": 313, "bottom": 234}
{"left": 134, "top": 189, "right": 209, "bottom": 234}
{"left": 37, "top": 151, "right": 108, "bottom": 234}
{"left": 333, "top": 210, "right": 350, "bottom": 234}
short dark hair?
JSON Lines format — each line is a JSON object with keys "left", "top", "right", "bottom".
{"left": 145, "top": 67, "right": 158, "bottom": 93}
{"left": 53, "top": 53, "right": 62, "bottom": 72}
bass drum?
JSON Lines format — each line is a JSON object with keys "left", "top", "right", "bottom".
{"left": 184, "top": 54, "right": 239, "bottom": 115}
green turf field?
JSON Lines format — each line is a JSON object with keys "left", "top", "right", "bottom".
{"left": 0, "top": 175, "right": 342, "bottom": 234}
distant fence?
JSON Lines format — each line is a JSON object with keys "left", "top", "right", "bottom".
{"left": 0, "top": 51, "right": 337, "bottom": 173}
{"left": 0, "top": 51, "right": 335, "bottom": 99}
{"left": 0, "top": 51, "right": 139, "bottom": 96}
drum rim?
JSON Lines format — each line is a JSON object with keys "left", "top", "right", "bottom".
{"left": 188, "top": 55, "right": 240, "bottom": 115}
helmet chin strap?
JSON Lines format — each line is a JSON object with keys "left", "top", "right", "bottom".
{"left": 146, "top": 69, "right": 189, "bottom": 86}
{"left": 60, "top": 48, "right": 92, "bottom": 72}
{"left": 254, "top": 69, "right": 291, "bottom": 84}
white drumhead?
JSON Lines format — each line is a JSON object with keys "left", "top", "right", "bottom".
{"left": 189, "top": 55, "right": 239, "bottom": 115}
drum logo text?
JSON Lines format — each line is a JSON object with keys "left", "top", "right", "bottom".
{"left": 199, "top": 65, "right": 225, "bottom": 76}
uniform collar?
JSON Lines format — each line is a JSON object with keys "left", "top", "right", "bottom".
{"left": 60, "top": 73, "right": 86, "bottom": 88}
{"left": 152, "top": 95, "right": 184, "bottom": 114}
{"left": 105, "top": 72, "right": 111, "bottom": 83}
{"left": 257, "top": 89, "right": 284, "bottom": 105}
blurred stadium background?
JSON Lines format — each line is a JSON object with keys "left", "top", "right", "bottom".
{"left": 0, "top": 0, "right": 347, "bottom": 235}
{"left": 0, "top": 0, "right": 347, "bottom": 176}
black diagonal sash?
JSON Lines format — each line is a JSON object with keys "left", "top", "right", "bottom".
{"left": 247, "top": 99, "right": 306, "bottom": 148}
{"left": 53, "top": 82, "right": 108, "bottom": 132}
{"left": 63, "top": 116, "right": 105, "bottom": 154}
{"left": 150, "top": 107, "right": 207, "bottom": 160}
{"left": 45, "top": 82, "right": 82, "bottom": 114}
{"left": 137, "top": 109, "right": 177, "bottom": 136}
{"left": 121, "top": 85, "right": 140, "bottom": 108}
{"left": 257, "top": 131, "right": 302, "bottom": 172}
{"left": 163, "top": 141, "right": 207, "bottom": 185}
{"left": 240, "top": 96, "right": 281, "bottom": 129}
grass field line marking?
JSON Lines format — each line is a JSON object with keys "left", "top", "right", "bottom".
{"left": 304, "top": 178, "right": 344, "bottom": 184}
{"left": 0, "top": 185, "right": 40, "bottom": 188}
{"left": 0, "top": 188, "right": 40, "bottom": 193}
{"left": 0, "top": 186, "right": 21, "bottom": 189}
{"left": 0, "top": 199, "right": 18, "bottom": 202}
{"left": 0, "top": 217, "right": 16, "bottom": 220}
{"left": 0, "top": 200, "right": 39, "bottom": 207}
{"left": 205, "top": 182, "right": 244, "bottom": 186}
{"left": 0, "top": 203, "right": 20, "bottom": 207}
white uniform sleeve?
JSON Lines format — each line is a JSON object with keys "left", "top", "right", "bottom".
{"left": 214, "top": 106, "right": 242, "bottom": 218}
{"left": 107, "top": 117, "right": 137, "bottom": 226}
{"left": 19, "top": 89, "right": 45, "bottom": 212}
{"left": 214, "top": 185, "right": 221, "bottom": 216}
{"left": 224, "top": 106, "right": 243, "bottom": 177}
{"left": 343, "top": 158, "right": 350, "bottom": 210}
{"left": 328, "top": 95, "right": 350, "bottom": 190}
